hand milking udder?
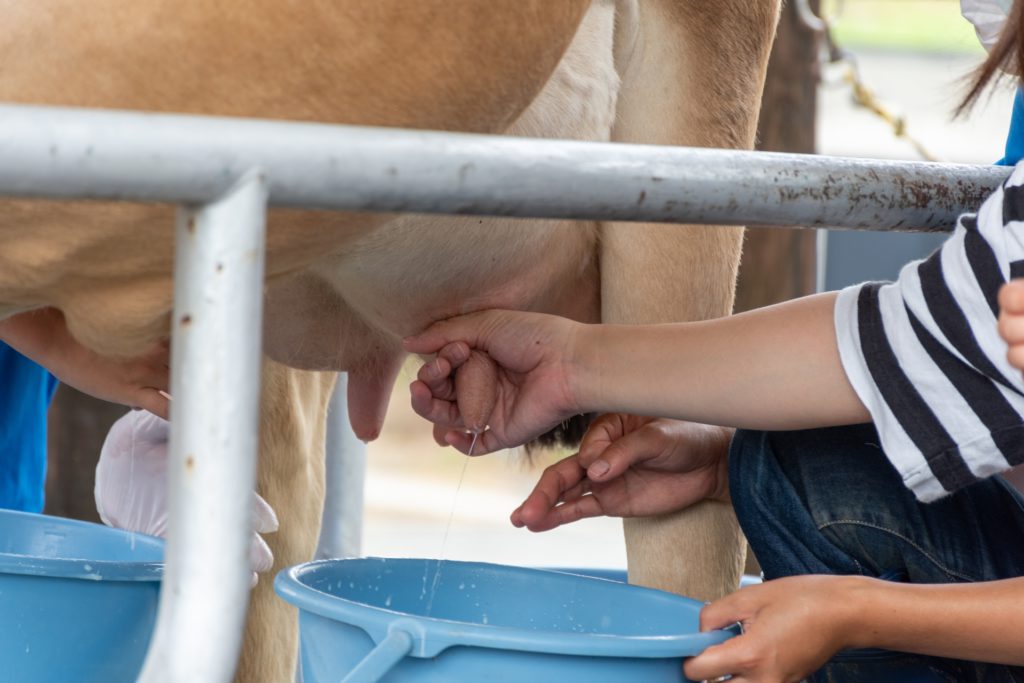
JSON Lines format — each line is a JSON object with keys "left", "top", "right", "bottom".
{"left": 455, "top": 350, "right": 498, "bottom": 454}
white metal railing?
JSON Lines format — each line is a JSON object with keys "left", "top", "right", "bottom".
{"left": 0, "top": 102, "right": 1010, "bottom": 682}
{"left": 139, "top": 171, "right": 268, "bottom": 682}
{"left": 317, "top": 375, "right": 366, "bottom": 561}
{"left": 0, "top": 104, "right": 1008, "bottom": 232}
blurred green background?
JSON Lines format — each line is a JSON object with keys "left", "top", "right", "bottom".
{"left": 826, "top": 0, "right": 986, "bottom": 54}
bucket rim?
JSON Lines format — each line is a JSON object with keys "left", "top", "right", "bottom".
{"left": 0, "top": 510, "right": 164, "bottom": 583}
{"left": 275, "top": 557, "right": 735, "bottom": 659}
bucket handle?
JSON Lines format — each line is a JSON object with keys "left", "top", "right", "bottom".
{"left": 340, "top": 622, "right": 417, "bottom": 683}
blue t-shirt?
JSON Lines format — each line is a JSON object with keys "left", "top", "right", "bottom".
{"left": 0, "top": 341, "right": 58, "bottom": 512}
{"left": 998, "top": 87, "right": 1024, "bottom": 166}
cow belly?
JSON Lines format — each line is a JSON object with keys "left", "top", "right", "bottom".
{"left": 260, "top": 0, "right": 617, "bottom": 441}
{"left": 296, "top": 0, "right": 619, "bottom": 356}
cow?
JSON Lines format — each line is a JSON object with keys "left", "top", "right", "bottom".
{"left": 0, "top": 0, "right": 780, "bottom": 679}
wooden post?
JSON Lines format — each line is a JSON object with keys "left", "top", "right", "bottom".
{"left": 44, "top": 387, "right": 121, "bottom": 521}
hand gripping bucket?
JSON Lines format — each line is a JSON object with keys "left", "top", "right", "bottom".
{"left": 0, "top": 509, "right": 163, "bottom": 683}
{"left": 275, "top": 557, "right": 738, "bottom": 683}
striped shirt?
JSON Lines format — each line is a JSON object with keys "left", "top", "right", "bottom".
{"left": 835, "top": 162, "right": 1024, "bottom": 502}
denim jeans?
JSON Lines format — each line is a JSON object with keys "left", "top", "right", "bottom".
{"left": 729, "top": 424, "right": 1024, "bottom": 683}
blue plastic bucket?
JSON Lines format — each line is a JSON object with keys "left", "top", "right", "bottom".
{"left": 275, "top": 557, "right": 738, "bottom": 683}
{"left": 544, "top": 566, "right": 764, "bottom": 588}
{"left": 0, "top": 509, "right": 163, "bottom": 683}
{"left": 545, "top": 569, "right": 946, "bottom": 682}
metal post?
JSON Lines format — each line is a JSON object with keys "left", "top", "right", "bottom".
{"left": 315, "top": 373, "right": 367, "bottom": 560}
{"left": 137, "top": 170, "right": 268, "bottom": 683}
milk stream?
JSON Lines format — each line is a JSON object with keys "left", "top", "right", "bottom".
{"left": 423, "top": 431, "right": 477, "bottom": 616}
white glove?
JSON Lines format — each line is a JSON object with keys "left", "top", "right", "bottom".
{"left": 961, "top": 0, "right": 1013, "bottom": 55}
{"left": 95, "top": 410, "right": 278, "bottom": 585}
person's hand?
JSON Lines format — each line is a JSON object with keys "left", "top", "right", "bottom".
{"left": 95, "top": 410, "right": 278, "bottom": 586}
{"left": 999, "top": 279, "right": 1024, "bottom": 371}
{"left": 53, "top": 337, "right": 170, "bottom": 419}
{"left": 0, "top": 308, "right": 170, "bottom": 418}
{"left": 684, "top": 575, "right": 859, "bottom": 683}
{"left": 511, "top": 414, "right": 732, "bottom": 531}
{"left": 404, "top": 310, "right": 585, "bottom": 455}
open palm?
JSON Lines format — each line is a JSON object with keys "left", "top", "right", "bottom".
{"left": 511, "top": 414, "right": 733, "bottom": 531}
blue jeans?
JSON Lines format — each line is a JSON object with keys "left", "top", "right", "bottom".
{"left": 730, "top": 424, "right": 1024, "bottom": 683}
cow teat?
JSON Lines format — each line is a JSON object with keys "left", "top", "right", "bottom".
{"left": 455, "top": 350, "right": 498, "bottom": 436}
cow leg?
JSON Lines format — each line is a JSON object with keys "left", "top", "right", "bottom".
{"left": 236, "top": 359, "right": 336, "bottom": 683}
{"left": 602, "top": 0, "right": 780, "bottom": 601}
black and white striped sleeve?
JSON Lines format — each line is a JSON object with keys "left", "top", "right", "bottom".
{"left": 834, "top": 162, "right": 1024, "bottom": 502}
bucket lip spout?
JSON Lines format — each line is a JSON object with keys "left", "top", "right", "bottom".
{"left": 275, "top": 557, "right": 736, "bottom": 660}
{"left": 0, "top": 509, "right": 164, "bottom": 583}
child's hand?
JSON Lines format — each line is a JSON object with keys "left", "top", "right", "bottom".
{"left": 999, "top": 279, "right": 1024, "bottom": 371}
{"left": 510, "top": 414, "right": 733, "bottom": 531}
{"left": 47, "top": 337, "right": 170, "bottom": 419}
{"left": 0, "top": 308, "right": 170, "bottom": 418}
{"left": 404, "top": 310, "right": 585, "bottom": 455}
{"left": 684, "top": 575, "right": 859, "bottom": 683}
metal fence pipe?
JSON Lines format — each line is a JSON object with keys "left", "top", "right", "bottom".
{"left": 316, "top": 374, "right": 366, "bottom": 561}
{"left": 0, "top": 103, "right": 1009, "bottom": 232}
{"left": 137, "top": 170, "right": 267, "bottom": 683}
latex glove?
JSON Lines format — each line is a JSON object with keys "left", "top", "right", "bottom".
{"left": 961, "top": 0, "right": 1013, "bottom": 55}
{"left": 95, "top": 410, "right": 278, "bottom": 585}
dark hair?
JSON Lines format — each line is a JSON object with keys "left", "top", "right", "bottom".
{"left": 959, "top": 0, "right": 1024, "bottom": 115}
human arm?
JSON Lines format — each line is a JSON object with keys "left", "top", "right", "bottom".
{"left": 410, "top": 172, "right": 1024, "bottom": 502}
{"left": 405, "top": 292, "right": 868, "bottom": 455}
{"left": 576, "top": 291, "right": 868, "bottom": 428}
{"left": 0, "top": 308, "right": 169, "bottom": 418}
{"left": 684, "top": 574, "right": 1024, "bottom": 682}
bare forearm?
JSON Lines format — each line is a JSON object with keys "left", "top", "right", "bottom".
{"left": 0, "top": 307, "right": 170, "bottom": 416}
{"left": 842, "top": 576, "right": 1024, "bottom": 665}
{"left": 0, "top": 308, "right": 62, "bottom": 363}
{"left": 575, "top": 292, "right": 870, "bottom": 430}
